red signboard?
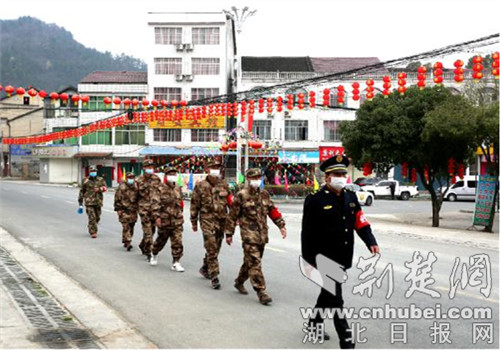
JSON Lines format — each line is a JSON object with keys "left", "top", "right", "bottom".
{"left": 319, "top": 146, "right": 345, "bottom": 161}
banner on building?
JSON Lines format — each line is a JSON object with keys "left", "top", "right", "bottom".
{"left": 278, "top": 150, "right": 319, "bottom": 164}
{"left": 148, "top": 115, "right": 224, "bottom": 129}
{"left": 32, "top": 145, "right": 78, "bottom": 158}
{"left": 319, "top": 146, "right": 345, "bottom": 161}
{"left": 473, "top": 175, "right": 497, "bottom": 227}
{"left": 10, "top": 145, "right": 34, "bottom": 156}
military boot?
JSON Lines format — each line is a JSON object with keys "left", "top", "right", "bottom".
{"left": 234, "top": 280, "right": 248, "bottom": 295}
{"left": 90, "top": 232, "right": 97, "bottom": 239}
{"left": 211, "top": 277, "right": 221, "bottom": 289}
{"left": 258, "top": 291, "right": 273, "bottom": 305}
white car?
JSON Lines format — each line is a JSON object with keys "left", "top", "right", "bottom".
{"left": 346, "top": 184, "right": 374, "bottom": 206}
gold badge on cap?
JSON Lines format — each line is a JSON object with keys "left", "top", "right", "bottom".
{"left": 336, "top": 155, "right": 343, "bottom": 162}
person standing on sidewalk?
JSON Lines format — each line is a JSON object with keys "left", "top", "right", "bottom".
{"left": 150, "top": 167, "right": 185, "bottom": 272}
{"left": 301, "top": 155, "right": 380, "bottom": 348}
{"left": 114, "top": 172, "right": 139, "bottom": 251}
{"left": 224, "top": 168, "right": 287, "bottom": 305}
{"left": 136, "top": 159, "right": 161, "bottom": 261}
{"left": 190, "top": 159, "right": 232, "bottom": 289}
{"left": 78, "top": 165, "right": 107, "bottom": 239}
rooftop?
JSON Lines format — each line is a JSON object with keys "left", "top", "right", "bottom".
{"left": 79, "top": 71, "right": 147, "bottom": 84}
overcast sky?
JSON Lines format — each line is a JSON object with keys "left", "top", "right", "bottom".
{"left": 1, "top": 0, "right": 499, "bottom": 63}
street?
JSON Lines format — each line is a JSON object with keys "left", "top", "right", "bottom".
{"left": 0, "top": 181, "right": 498, "bottom": 348}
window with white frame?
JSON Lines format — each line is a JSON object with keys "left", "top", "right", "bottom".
{"left": 191, "top": 129, "right": 219, "bottom": 142}
{"left": 154, "top": 58, "right": 182, "bottom": 75}
{"left": 329, "top": 92, "right": 349, "bottom": 107}
{"left": 155, "top": 27, "right": 182, "bottom": 44}
{"left": 191, "top": 88, "right": 219, "bottom": 101}
{"left": 192, "top": 58, "right": 220, "bottom": 75}
{"left": 252, "top": 120, "right": 272, "bottom": 140}
{"left": 192, "top": 27, "right": 220, "bottom": 45}
{"left": 154, "top": 88, "right": 182, "bottom": 102}
{"left": 153, "top": 129, "right": 182, "bottom": 142}
{"left": 323, "top": 120, "right": 341, "bottom": 141}
{"left": 115, "top": 125, "right": 146, "bottom": 145}
{"left": 285, "top": 120, "right": 308, "bottom": 141}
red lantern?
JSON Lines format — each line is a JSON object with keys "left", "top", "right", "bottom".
{"left": 228, "top": 141, "right": 237, "bottom": 149}
{"left": 287, "top": 94, "right": 295, "bottom": 110}
{"left": 308, "top": 91, "right": 316, "bottom": 108}
{"left": 28, "top": 88, "right": 37, "bottom": 98}
{"left": 266, "top": 97, "right": 273, "bottom": 114}
{"left": 401, "top": 162, "right": 408, "bottom": 179}
{"left": 276, "top": 96, "right": 284, "bottom": 112}
{"left": 322, "top": 89, "right": 330, "bottom": 106}
{"left": 492, "top": 52, "right": 499, "bottom": 79}
{"left": 362, "top": 163, "right": 373, "bottom": 176}
{"left": 4, "top": 85, "right": 14, "bottom": 96}
{"left": 180, "top": 100, "right": 187, "bottom": 108}
{"left": 60, "top": 93, "right": 69, "bottom": 105}
{"left": 351, "top": 83, "right": 360, "bottom": 101}
{"left": 336, "top": 85, "right": 345, "bottom": 106}
{"left": 38, "top": 90, "right": 47, "bottom": 99}
{"left": 397, "top": 86, "right": 407, "bottom": 95}
{"left": 16, "top": 87, "right": 25, "bottom": 99}
{"left": 71, "top": 94, "right": 80, "bottom": 106}
{"left": 410, "top": 169, "right": 417, "bottom": 183}
{"left": 457, "top": 163, "right": 465, "bottom": 179}
{"left": 448, "top": 158, "right": 455, "bottom": 176}
{"left": 49, "top": 92, "right": 59, "bottom": 102}
{"left": 416, "top": 67, "right": 426, "bottom": 90}
{"left": 141, "top": 99, "right": 149, "bottom": 109}
{"left": 112, "top": 97, "right": 121, "bottom": 107}
{"left": 151, "top": 99, "right": 159, "bottom": 110}
{"left": 397, "top": 76, "right": 407, "bottom": 95}
{"left": 258, "top": 99, "right": 264, "bottom": 114}
{"left": 103, "top": 97, "right": 112, "bottom": 107}
{"left": 382, "top": 76, "right": 392, "bottom": 96}
{"left": 472, "top": 56, "right": 484, "bottom": 82}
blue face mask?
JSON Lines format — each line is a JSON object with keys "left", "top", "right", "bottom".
{"left": 145, "top": 168, "right": 154, "bottom": 175}
{"left": 127, "top": 179, "right": 135, "bottom": 185}
{"left": 89, "top": 172, "right": 97, "bottom": 177}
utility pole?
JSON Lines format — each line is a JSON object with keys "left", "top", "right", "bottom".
{"left": 223, "top": 6, "right": 256, "bottom": 183}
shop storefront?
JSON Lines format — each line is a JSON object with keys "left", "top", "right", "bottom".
{"left": 33, "top": 145, "right": 79, "bottom": 184}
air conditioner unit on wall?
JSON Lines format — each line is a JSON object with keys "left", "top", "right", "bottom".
{"left": 175, "top": 74, "right": 184, "bottom": 82}
{"left": 184, "top": 43, "right": 194, "bottom": 51}
{"left": 175, "top": 43, "right": 184, "bottom": 51}
{"left": 183, "top": 74, "right": 194, "bottom": 82}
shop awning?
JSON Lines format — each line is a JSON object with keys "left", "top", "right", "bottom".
{"left": 139, "top": 146, "right": 236, "bottom": 156}
{"left": 278, "top": 150, "right": 320, "bottom": 164}
{"left": 73, "top": 152, "right": 113, "bottom": 158}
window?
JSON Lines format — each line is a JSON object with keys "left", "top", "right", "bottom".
{"left": 467, "top": 181, "right": 477, "bottom": 188}
{"left": 330, "top": 93, "right": 349, "bottom": 107}
{"left": 285, "top": 88, "right": 308, "bottom": 102}
{"left": 153, "top": 129, "right": 182, "bottom": 142}
{"left": 86, "top": 96, "right": 107, "bottom": 111}
{"left": 154, "top": 58, "right": 182, "bottom": 75}
{"left": 285, "top": 120, "right": 308, "bottom": 141}
{"left": 252, "top": 120, "right": 272, "bottom": 140}
{"left": 115, "top": 125, "right": 145, "bottom": 145}
{"left": 192, "top": 27, "right": 220, "bottom": 45}
{"left": 452, "top": 181, "right": 464, "bottom": 189}
{"left": 191, "top": 129, "right": 219, "bottom": 142}
{"left": 323, "top": 120, "right": 341, "bottom": 141}
{"left": 154, "top": 88, "right": 182, "bottom": 102}
{"left": 191, "top": 88, "right": 219, "bottom": 101}
{"left": 192, "top": 58, "right": 220, "bottom": 75}
{"left": 52, "top": 127, "right": 78, "bottom": 145}
{"left": 82, "top": 131, "right": 112, "bottom": 145}
{"left": 155, "top": 27, "right": 182, "bottom": 44}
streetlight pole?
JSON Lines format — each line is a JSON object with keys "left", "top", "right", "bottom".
{"left": 223, "top": 6, "right": 256, "bottom": 183}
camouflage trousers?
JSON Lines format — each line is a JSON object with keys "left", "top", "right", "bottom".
{"left": 118, "top": 211, "right": 138, "bottom": 245}
{"left": 139, "top": 211, "right": 156, "bottom": 256}
{"left": 85, "top": 205, "right": 102, "bottom": 234}
{"left": 152, "top": 225, "right": 183, "bottom": 261}
{"left": 201, "top": 223, "right": 224, "bottom": 278}
{"left": 236, "top": 243, "right": 266, "bottom": 292}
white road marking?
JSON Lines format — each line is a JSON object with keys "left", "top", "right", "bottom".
{"left": 102, "top": 209, "right": 115, "bottom": 213}
{"left": 266, "top": 246, "right": 287, "bottom": 253}
{"left": 21, "top": 191, "right": 28, "bottom": 194}
{"left": 41, "top": 195, "right": 51, "bottom": 199}
{"left": 66, "top": 201, "right": 74, "bottom": 204}
{"left": 434, "top": 285, "right": 498, "bottom": 304}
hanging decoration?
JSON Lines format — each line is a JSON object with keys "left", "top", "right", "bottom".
{"left": 362, "top": 162, "right": 373, "bottom": 176}
{"left": 308, "top": 91, "right": 316, "bottom": 108}
{"left": 322, "top": 89, "right": 330, "bottom": 106}
{"left": 493, "top": 51, "right": 499, "bottom": 78}
{"left": 351, "top": 82, "right": 360, "bottom": 101}
{"left": 453, "top": 60, "right": 464, "bottom": 83}
{"left": 365, "top": 79, "right": 375, "bottom": 100}
{"left": 433, "top": 62, "right": 444, "bottom": 85}
{"left": 401, "top": 162, "right": 408, "bottom": 179}
{"left": 4, "top": 85, "right": 14, "bottom": 96}
{"left": 337, "top": 85, "right": 345, "bottom": 105}
{"left": 397, "top": 72, "right": 407, "bottom": 95}
{"left": 410, "top": 168, "right": 418, "bottom": 183}
{"left": 448, "top": 158, "right": 456, "bottom": 184}
{"left": 417, "top": 66, "right": 427, "bottom": 90}
{"left": 382, "top": 76, "right": 391, "bottom": 97}
{"left": 472, "top": 56, "right": 484, "bottom": 81}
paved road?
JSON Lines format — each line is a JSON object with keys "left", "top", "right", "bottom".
{"left": 0, "top": 181, "right": 498, "bottom": 348}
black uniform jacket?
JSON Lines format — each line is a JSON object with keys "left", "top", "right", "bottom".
{"left": 301, "top": 186, "right": 378, "bottom": 270}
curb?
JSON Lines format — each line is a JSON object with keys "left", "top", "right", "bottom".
{"left": 0, "top": 227, "right": 157, "bottom": 349}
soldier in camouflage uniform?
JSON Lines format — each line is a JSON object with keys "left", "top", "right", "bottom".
{"left": 190, "top": 159, "right": 233, "bottom": 289}
{"left": 114, "top": 172, "right": 139, "bottom": 251}
{"left": 225, "top": 168, "right": 287, "bottom": 305}
{"left": 136, "top": 159, "right": 162, "bottom": 261}
{"left": 150, "top": 167, "right": 185, "bottom": 271}
{"left": 78, "top": 165, "right": 107, "bottom": 238}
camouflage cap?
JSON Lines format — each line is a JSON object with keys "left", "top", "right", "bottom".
{"left": 89, "top": 165, "right": 97, "bottom": 171}
{"left": 163, "top": 167, "right": 177, "bottom": 174}
{"left": 126, "top": 172, "right": 136, "bottom": 178}
{"left": 245, "top": 168, "right": 262, "bottom": 178}
{"left": 206, "top": 159, "right": 223, "bottom": 168}
{"left": 142, "top": 159, "right": 154, "bottom": 167}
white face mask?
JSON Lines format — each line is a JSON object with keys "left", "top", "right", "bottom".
{"left": 330, "top": 176, "right": 347, "bottom": 191}
{"left": 249, "top": 179, "right": 262, "bottom": 188}
{"left": 209, "top": 169, "right": 221, "bottom": 177}
{"left": 167, "top": 175, "right": 177, "bottom": 183}
{"left": 145, "top": 168, "right": 154, "bottom": 175}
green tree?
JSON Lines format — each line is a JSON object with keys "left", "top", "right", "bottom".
{"left": 340, "top": 86, "right": 477, "bottom": 227}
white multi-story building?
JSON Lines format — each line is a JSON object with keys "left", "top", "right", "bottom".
{"left": 143, "top": 11, "right": 236, "bottom": 167}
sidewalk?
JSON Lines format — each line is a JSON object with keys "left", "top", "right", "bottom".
{"left": 0, "top": 227, "right": 156, "bottom": 349}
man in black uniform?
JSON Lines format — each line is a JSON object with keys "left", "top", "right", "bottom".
{"left": 301, "top": 155, "right": 380, "bottom": 348}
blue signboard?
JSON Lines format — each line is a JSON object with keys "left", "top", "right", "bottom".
{"left": 10, "top": 145, "right": 33, "bottom": 156}
{"left": 278, "top": 150, "right": 320, "bottom": 164}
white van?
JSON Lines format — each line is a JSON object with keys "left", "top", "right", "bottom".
{"left": 443, "top": 176, "right": 477, "bottom": 201}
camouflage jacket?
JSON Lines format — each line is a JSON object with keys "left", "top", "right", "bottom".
{"left": 152, "top": 182, "right": 184, "bottom": 227}
{"left": 225, "top": 186, "right": 286, "bottom": 245}
{"left": 190, "top": 176, "right": 232, "bottom": 226}
{"left": 78, "top": 177, "right": 106, "bottom": 207}
{"left": 135, "top": 173, "right": 161, "bottom": 213}
{"left": 114, "top": 181, "right": 139, "bottom": 212}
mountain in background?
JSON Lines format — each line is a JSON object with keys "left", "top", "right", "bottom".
{"left": 0, "top": 16, "right": 147, "bottom": 92}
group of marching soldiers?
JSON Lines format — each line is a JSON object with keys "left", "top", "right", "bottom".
{"left": 78, "top": 158, "right": 287, "bottom": 305}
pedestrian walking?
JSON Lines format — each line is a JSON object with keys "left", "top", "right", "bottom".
{"left": 114, "top": 172, "right": 139, "bottom": 251}
{"left": 78, "top": 165, "right": 107, "bottom": 238}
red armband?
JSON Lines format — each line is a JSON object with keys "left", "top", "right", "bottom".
{"left": 180, "top": 199, "right": 184, "bottom": 209}
{"left": 227, "top": 194, "right": 233, "bottom": 206}
{"left": 269, "top": 207, "right": 282, "bottom": 221}
{"left": 354, "top": 210, "right": 370, "bottom": 231}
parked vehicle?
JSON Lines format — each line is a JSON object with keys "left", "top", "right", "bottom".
{"left": 346, "top": 184, "right": 374, "bottom": 206}
{"left": 363, "top": 180, "right": 418, "bottom": 200}
{"left": 354, "top": 177, "right": 382, "bottom": 187}
{"left": 443, "top": 176, "right": 477, "bottom": 201}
